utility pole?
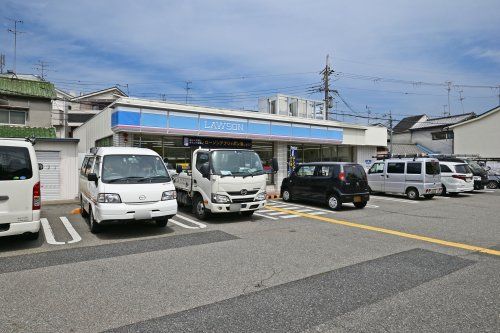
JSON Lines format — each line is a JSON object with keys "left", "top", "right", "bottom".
{"left": 320, "top": 54, "right": 334, "bottom": 120}
{"left": 185, "top": 81, "right": 192, "bottom": 104}
{"left": 445, "top": 81, "right": 452, "bottom": 116}
{"left": 0, "top": 54, "right": 5, "bottom": 73}
{"left": 366, "top": 105, "right": 371, "bottom": 125}
{"left": 388, "top": 110, "right": 393, "bottom": 157}
{"left": 442, "top": 105, "right": 448, "bottom": 117}
{"left": 497, "top": 86, "right": 500, "bottom": 106}
{"left": 34, "top": 60, "right": 50, "bottom": 80}
{"left": 7, "top": 19, "right": 25, "bottom": 74}
{"left": 458, "top": 90, "right": 465, "bottom": 113}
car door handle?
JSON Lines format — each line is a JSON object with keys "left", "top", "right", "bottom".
{"left": 193, "top": 180, "right": 197, "bottom": 184}
{"left": 386, "top": 175, "right": 389, "bottom": 178}
{"left": 0, "top": 195, "right": 9, "bottom": 201}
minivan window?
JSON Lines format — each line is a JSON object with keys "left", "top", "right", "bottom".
{"left": 296, "top": 165, "right": 315, "bottom": 177}
{"left": 425, "top": 161, "right": 440, "bottom": 175}
{"left": 455, "top": 164, "right": 472, "bottom": 174}
{"left": 343, "top": 165, "right": 367, "bottom": 180}
{"left": 369, "top": 163, "right": 384, "bottom": 174}
{"left": 84, "top": 157, "right": 94, "bottom": 176}
{"left": 316, "top": 166, "right": 333, "bottom": 177}
{"left": 0, "top": 146, "right": 33, "bottom": 181}
{"left": 101, "top": 154, "right": 170, "bottom": 183}
{"left": 406, "top": 162, "right": 422, "bottom": 174}
{"left": 440, "top": 164, "right": 452, "bottom": 173}
{"left": 81, "top": 157, "right": 89, "bottom": 175}
{"left": 387, "top": 162, "right": 405, "bottom": 174}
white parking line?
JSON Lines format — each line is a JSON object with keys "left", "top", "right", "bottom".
{"left": 268, "top": 212, "right": 287, "bottom": 216}
{"left": 169, "top": 219, "right": 198, "bottom": 229}
{"left": 280, "top": 214, "right": 299, "bottom": 219}
{"left": 370, "top": 196, "right": 419, "bottom": 204}
{"left": 254, "top": 212, "right": 278, "bottom": 220}
{"left": 40, "top": 218, "right": 65, "bottom": 245}
{"left": 176, "top": 214, "right": 207, "bottom": 228}
{"left": 59, "top": 217, "right": 82, "bottom": 244}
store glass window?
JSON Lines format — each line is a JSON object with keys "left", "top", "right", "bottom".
{"left": 253, "top": 141, "right": 274, "bottom": 185}
{"left": 337, "top": 146, "right": 353, "bottom": 162}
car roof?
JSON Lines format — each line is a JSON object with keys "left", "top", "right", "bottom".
{"left": 298, "top": 162, "right": 359, "bottom": 166}
{"left": 378, "top": 158, "right": 438, "bottom": 162}
{"left": 0, "top": 139, "right": 33, "bottom": 148}
{"left": 440, "top": 161, "right": 467, "bottom": 165}
{"left": 87, "top": 147, "right": 160, "bottom": 156}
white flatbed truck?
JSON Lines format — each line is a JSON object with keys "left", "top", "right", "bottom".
{"left": 173, "top": 148, "right": 278, "bottom": 220}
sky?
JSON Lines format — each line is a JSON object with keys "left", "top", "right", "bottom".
{"left": 1, "top": 0, "right": 499, "bottom": 124}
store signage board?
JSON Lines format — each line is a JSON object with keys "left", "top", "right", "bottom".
{"left": 111, "top": 108, "right": 343, "bottom": 143}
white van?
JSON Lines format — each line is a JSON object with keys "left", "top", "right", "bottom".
{"left": 439, "top": 161, "right": 474, "bottom": 195}
{"left": 367, "top": 158, "right": 442, "bottom": 199}
{"left": 79, "top": 147, "right": 177, "bottom": 233}
{"left": 0, "top": 139, "right": 42, "bottom": 240}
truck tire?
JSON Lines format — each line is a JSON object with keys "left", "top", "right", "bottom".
{"left": 193, "top": 195, "right": 210, "bottom": 220}
{"left": 406, "top": 187, "right": 419, "bottom": 200}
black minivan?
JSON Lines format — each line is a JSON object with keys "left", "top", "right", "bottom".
{"left": 280, "top": 162, "right": 370, "bottom": 210}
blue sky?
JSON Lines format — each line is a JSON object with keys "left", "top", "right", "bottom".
{"left": 1, "top": 0, "right": 499, "bottom": 124}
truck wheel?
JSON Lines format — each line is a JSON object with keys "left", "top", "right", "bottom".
{"left": 327, "top": 194, "right": 341, "bottom": 210}
{"left": 155, "top": 218, "right": 168, "bottom": 227}
{"left": 89, "top": 209, "right": 101, "bottom": 234}
{"left": 194, "top": 195, "right": 210, "bottom": 220}
{"left": 241, "top": 211, "right": 254, "bottom": 217}
{"left": 406, "top": 188, "right": 419, "bottom": 200}
{"left": 282, "top": 189, "right": 292, "bottom": 202}
{"left": 353, "top": 201, "right": 367, "bottom": 209}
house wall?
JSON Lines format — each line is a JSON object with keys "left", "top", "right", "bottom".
{"left": 392, "top": 128, "right": 453, "bottom": 154}
{"left": 74, "top": 108, "right": 114, "bottom": 154}
{"left": 453, "top": 110, "right": 500, "bottom": 158}
{"left": 4, "top": 96, "right": 52, "bottom": 127}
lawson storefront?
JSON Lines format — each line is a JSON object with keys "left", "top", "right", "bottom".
{"left": 74, "top": 97, "right": 387, "bottom": 193}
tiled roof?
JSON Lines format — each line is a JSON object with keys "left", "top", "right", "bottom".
{"left": 390, "top": 143, "right": 428, "bottom": 155}
{"left": 393, "top": 114, "right": 426, "bottom": 133}
{"left": 0, "top": 77, "right": 56, "bottom": 99}
{"left": 411, "top": 113, "right": 475, "bottom": 130}
{"left": 0, "top": 125, "right": 56, "bottom": 138}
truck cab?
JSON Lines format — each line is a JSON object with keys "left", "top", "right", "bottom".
{"left": 174, "top": 148, "right": 277, "bottom": 220}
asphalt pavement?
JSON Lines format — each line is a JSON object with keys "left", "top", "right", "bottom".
{"left": 0, "top": 189, "right": 498, "bottom": 332}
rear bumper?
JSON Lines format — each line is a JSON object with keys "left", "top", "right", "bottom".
{"left": 339, "top": 193, "right": 370, "bottom": 203}
{"left": 93, "top": 200, "right": 177, "bottom": 223}
{"left": 447, "top": 183, "right": 474, "bottom": 193}
{"left": 0, "top": 220, "right": 41, "bottom": 237}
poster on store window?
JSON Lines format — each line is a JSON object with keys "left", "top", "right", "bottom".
{"left": 289, "top": 146, "right": 297, "bottom": 174}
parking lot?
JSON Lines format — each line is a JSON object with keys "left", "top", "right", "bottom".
{"left": 1, "top": 189, "right": 499, "bottom": 332}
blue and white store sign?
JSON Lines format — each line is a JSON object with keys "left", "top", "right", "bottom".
{"left": 111, "top": 107, "right": 343, "bottom": 144}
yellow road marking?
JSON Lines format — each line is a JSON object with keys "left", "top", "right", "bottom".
{"left": 267, "top": 206, "right": 500, "bottom": 256}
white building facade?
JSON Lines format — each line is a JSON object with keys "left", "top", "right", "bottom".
{"left": 74, "top": 97, "right": 387, "bottom": 194}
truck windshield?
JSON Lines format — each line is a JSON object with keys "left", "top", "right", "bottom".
{"left": 211, "top": 150, "right": 264, "bottom": 177}
{"left": 101, "top": 154, "right": 171, "bottom": 183}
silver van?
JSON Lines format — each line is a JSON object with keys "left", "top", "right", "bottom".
{"left": 367, "top": 158, "right": 442, "bottom": 199}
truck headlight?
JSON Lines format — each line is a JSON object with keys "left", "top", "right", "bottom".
{"left": 161, "top": 190, "right": 177, "bottom": 201}
{"left": 98, "top": 193, "right": 122, "bottom": 203}
{"left": 212, "top": 194, "right": 230, "bottom": 203}
{"left": 255, "top": 192, "right": 266, "bottom": 201}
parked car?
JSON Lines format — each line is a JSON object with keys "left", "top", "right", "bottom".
{"left": 0, "top": 138, "right": 42, "bottom": 240}
{"left": 280, "top": 162, "right": 370, "bottom": 210}
{"left": 439, "top": 161, "right": 474, "bottom": 195}
{"left": 367, "top": 158, "right": 441, "bottom": 200}
{"left": 436, "top": 157, "right": 488, "bottom": 190}
{"left": 486, "top": 174, "right": 499, "bottom": 189}
{"left": 79, "top": 147, "right": 177, "bottom": 233}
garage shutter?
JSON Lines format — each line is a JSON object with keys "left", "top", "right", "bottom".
{"left": 36, "top": 151, "right": 61, "bottom": 200}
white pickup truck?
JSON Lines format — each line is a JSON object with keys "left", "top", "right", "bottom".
{"left": 173, "top": 148, "right": 278, "bottom": 220}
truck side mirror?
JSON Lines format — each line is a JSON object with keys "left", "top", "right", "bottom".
{"left": 87, "top": 173, "right": 98, "bottom": 184}
{"left": 176, "top": 165, "right": 183, "bottom": 174}
{"left": 272, "top": 157, "right": 279, "bottom": 173}
{"left": 200, "top": 162, "right": 210, "bottom": 179}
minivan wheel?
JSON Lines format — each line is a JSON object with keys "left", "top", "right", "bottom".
{"left": 194, "top": 195, "right": 210, "bottom": 220}
{"left": 327, "top": 194, "right": 341, "bottom": 210}
{"left": 80, "top": 196, "right": 89, "bottom": 218}
{"left": 406, "top": 188, "right": 419, "bottom": 200}
{"left": 25, "top": 231, "right": 39, "bottom": 240}
{"left": 354, "top": 201, "right": 367, "bottom": 209}
{"left": 487, "top": 180, "right": 498, "bottom": 189}
{"left": 282, "top": 189, "right": 292, "bottom": 202}
{"left": 89, "top": 210, "right": 101, "bottom": 234}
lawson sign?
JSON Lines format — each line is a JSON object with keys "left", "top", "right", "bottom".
{"left": 111, "top": 108, "right": 343, "bottom": 143}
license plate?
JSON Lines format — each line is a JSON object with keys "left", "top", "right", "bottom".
{"left": 354, "top": 196, "right": 362, "bottom": 203}
{"left": 229, "top": 204, "right": 241, "bottom": 212}
{"left": 134, "top": 210, "right": 151, "bottom": 220}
